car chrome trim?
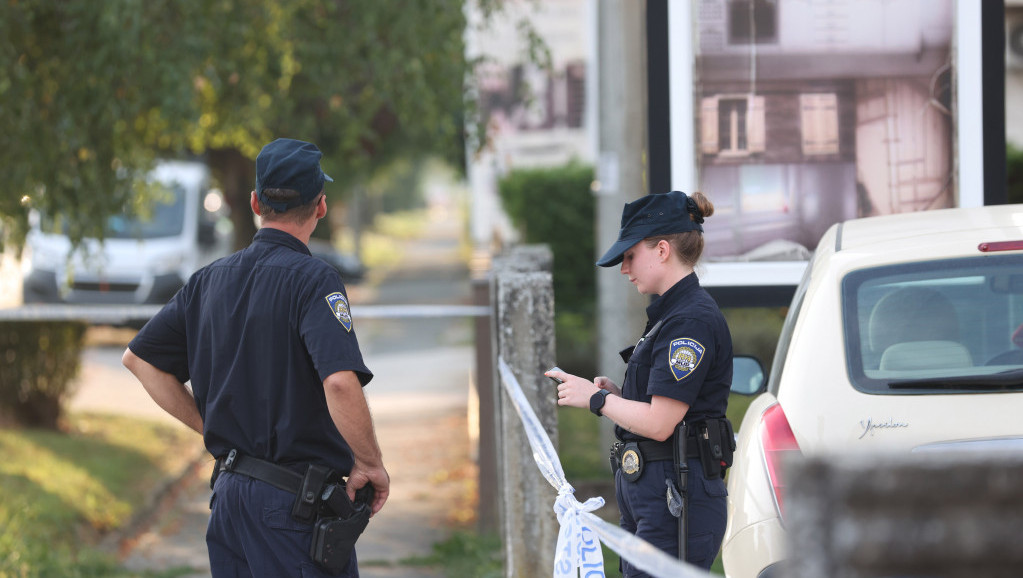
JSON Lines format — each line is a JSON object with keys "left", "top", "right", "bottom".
{"left": 912, "top": 437, "right": 1023, "bottom": 453}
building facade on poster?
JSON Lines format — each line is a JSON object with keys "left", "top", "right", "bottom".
{"left": 690, "top": 0, "right": 955, "bottom": 259}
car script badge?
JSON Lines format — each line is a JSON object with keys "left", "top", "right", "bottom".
{"left": 669, "top": 337, "right": 705, "bottom": 381}
{"left": 325, "top": 292, "right": 353, "bottom": 332}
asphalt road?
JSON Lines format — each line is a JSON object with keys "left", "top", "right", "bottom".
{"left": 70, "top": 204, "right": 480, "bottom": 577}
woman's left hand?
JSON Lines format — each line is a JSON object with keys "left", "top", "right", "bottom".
{"left": 545, "top": 368, "right": 600, "bottom": 409}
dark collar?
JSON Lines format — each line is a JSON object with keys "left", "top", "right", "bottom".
{"left": 252, "top": 227, "right": 312, "bottom": 256}
{"left": 646, "top": 273, "right": 700, "bottom": 321}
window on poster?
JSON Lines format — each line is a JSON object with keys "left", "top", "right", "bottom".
{"left": 700, "top": 95, "right": 766, "bottom": 156}
{"left": 728, "top": 0, "right": 778, "bottom": 45}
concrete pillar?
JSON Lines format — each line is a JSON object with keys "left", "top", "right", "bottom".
{"left": 492, "top": 246, "right": 559, "bottom": 578}
{"left": 785, "top": 453, "right": 1023, "bottom": 578}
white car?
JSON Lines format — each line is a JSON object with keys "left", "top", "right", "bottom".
{"left": 722, "top": 204, "right": 1023, "bottom": 578}
{"left": 22, "top": 160, "right": 231, "bottom": 306}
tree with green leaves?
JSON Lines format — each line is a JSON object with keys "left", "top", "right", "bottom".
{"left": 183, "top": 0, "right": 470, "bottom": 246}
{"left": 0, "top": 0, "right": 469, "bottom": 251}
{"left": 0, "top": 0, "right": 205, "bottom": 247}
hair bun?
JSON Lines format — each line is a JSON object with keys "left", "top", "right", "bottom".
{"left": 686, "top": 196, "right": 705, "bottom": 224}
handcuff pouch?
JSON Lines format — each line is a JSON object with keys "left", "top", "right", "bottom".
{"left": 694, "top": 418, "right": 735, "bottom": 480}
{"left": 291, "top": 464, "right": 331, "bottom": 524}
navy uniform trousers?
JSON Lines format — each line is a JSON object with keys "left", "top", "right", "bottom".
{"left": 615, "top": 457, "right": 727, "bottom": 576}
{"left": 207, "top": 471, "right": 359, "bottom": 578}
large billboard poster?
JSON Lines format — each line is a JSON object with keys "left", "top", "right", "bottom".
{"left": 667, "top": 0, "right": 983, "bottom": 262}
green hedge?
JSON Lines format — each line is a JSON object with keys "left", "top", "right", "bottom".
{"left": 0, "top": 321, "right": 87, "bottom": 430}
{"left": 498, "top": 162, "right": 597, "bottom": 376}
{"left": 1009, "top": 143, "right": 1023, "bottom": 205}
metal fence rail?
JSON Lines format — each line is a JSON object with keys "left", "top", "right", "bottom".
{"left": 0, "top": 304, "right": 491, "bottom": 324}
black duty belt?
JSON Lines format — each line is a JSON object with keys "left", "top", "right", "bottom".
{"left": 614, "top": 437, "right": 700, "bottom": 463}
{"left": 211, "top": 449, "right": 365, "bottom": 525}
{"left": 213, "top": 449, "right": 305, "bottom": 494}
{"left": 611, "top": 435, "right": 701, "bottom": 483}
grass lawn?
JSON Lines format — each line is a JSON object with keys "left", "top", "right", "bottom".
{"left": 0, "top": 412, "right": 204, "bottom": 578}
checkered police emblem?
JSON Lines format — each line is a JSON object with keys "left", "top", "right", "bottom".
{"left": 668, "top": 337, "right": 705, "bottom": 381}
{"left": 325, "top": 292, "right": 353, "bottom": 332}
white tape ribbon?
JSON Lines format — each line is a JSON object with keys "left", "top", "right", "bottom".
{"left": 553, "top": 489, "right": 606, "bottom": 577}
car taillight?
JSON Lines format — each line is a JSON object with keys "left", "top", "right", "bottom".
{"left": 760, "top": 403, "right": 801, "bottom": 520}
{"left": 978, "top": 240, "right": 1023, "bottom": 252}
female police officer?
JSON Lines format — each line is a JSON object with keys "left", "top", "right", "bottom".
{"left": 547, "top": 190, "right": 733, "bottom": 574}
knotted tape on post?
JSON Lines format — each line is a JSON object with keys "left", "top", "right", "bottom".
{"left": 553, "top": 489, "right": 606, "bottom": 578}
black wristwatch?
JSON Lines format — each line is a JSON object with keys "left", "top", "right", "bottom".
{"left": 589, "top": 389, "right": 611, "bottom": 416}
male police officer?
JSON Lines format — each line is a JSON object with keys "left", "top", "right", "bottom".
{"left": 123, "top": 138, "right": 389, "bottom": 577}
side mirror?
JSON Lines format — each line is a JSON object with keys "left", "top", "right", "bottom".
{"left": 731, "top": 355, "right": 766, "bottom": 396}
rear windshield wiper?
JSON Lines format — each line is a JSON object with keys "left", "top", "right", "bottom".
{"left": 888, "top": 369, "right": 1023, "bottom": 391}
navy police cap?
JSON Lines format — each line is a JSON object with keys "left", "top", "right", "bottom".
{"left": 255, "top": 138, "right": 334, "bottom": 212}
{"left": 596, "top": 190, "right": 704, "bottom": 268}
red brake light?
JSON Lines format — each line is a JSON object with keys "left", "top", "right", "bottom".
{"left": 978, "top": 240, "right": 1023, "bottom": 253}
{"left": 760, "top": 403, "right": 801, "bottom": 519}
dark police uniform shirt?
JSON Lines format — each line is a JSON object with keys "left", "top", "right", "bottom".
{"left": 128, "top": 228, "right": 372, "bottom": 474}
{"left": 616, "top": 273, "right": 732, "bottom": 443}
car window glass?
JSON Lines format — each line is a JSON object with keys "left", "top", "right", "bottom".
{"left": 843, "top": 255, "right": 1023, "bottom": 394}
{"left": 107, "top": 183, "right": 186, "bottom": 239}
{"left": 40, "top": 183, "right": 186, "bottom": 240}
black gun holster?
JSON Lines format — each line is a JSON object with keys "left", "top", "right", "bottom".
{"left": 211, "top": 450, "right": 373, "bottom": 575}
{"left": 310, "top": 480, "right": 374, "bottom": 574}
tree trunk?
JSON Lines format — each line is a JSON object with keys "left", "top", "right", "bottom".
{"left": 209, "top": 148, "right": 257, "bottom": 251}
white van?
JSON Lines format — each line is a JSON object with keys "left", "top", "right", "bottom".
{"left": 21, "top": 160, "right": 232, "bottom": 305}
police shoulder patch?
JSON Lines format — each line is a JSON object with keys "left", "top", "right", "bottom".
{"left": 325, "top": 292, "right": 353, "bottom": 332}
{"left": 668, "top": 337, "right": 705, "bottom": 381}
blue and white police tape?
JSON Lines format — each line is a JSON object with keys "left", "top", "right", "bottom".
{"left": 497, "top": 359, "right": 712, "bottom": 578}
{"left": 553, "top": 489, "right": 605, "bottom": 577}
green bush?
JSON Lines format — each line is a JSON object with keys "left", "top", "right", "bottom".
{"left": 498, "top": 162, "right": 597, "bottom": 375}
{"left": 0, "top": 321, "right": 87, "bottom": 429}
{"left": 1009, "top": 143, "right": 1023, "bottom": 204}
{"left": 722, "top": 307, "right": 786, "bottom": 370}
{"left": 721, "top": 307, "right": 786, "bottom": 427}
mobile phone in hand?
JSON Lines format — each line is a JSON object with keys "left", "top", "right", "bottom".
{"left": 546, "top": 366, "right": 564, "bottom": 384}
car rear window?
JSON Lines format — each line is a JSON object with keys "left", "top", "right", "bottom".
{"left": 843, "top": 255, "right": 1023, "bottom": 394}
